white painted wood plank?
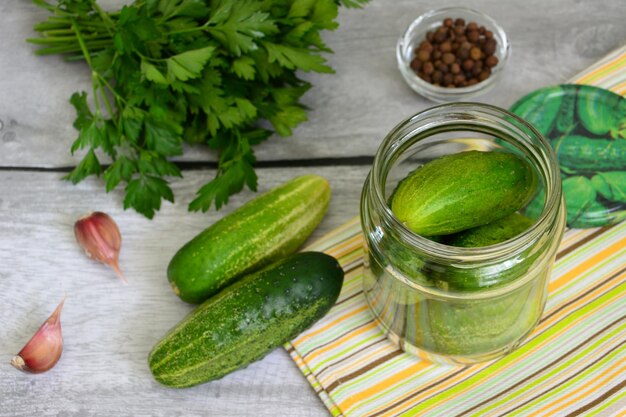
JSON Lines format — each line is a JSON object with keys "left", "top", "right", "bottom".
{"left": 0, "top": 166, "right": 367, "bottom": 417}
{"left": 1, "top": 0, "right": 625, "bottom": 167}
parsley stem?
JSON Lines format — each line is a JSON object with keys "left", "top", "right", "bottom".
{"left": 71, "top": 20, "right": 102, "bottom": 115}
{"left": 167, "top": 22, "right": 211, "bottom": 36}
{"left": 73, "top": 20, "right": 120, "bottom": 121}
{"left": 45, "top": 16, "right": 111, "bottom": 30}
{"left": 36, "top": 28, "right": 77, "bottom": 36}
{"left": 34, "top": 22, "right": 74, "bottom": 31}
{"left": 98, "top": 81, "right": 116, "bottom": 121}
{"left": 33, "top": 40, "right": 113, "bottom": 55}
{"left": 95, "top": 73, "right": 127, "bottom": 105}
{"left": 88, "top": 0, "right": 116, "bottom": 35}
{"left": 27, "top": 34, "right": 110, "bottom": 44}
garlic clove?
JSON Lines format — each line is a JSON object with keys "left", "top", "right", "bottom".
{"left": 12, "top": 298, "right": 65, "bottom": 373}
{"left": 74, "top": 211, "right": 127, "bottom": 283}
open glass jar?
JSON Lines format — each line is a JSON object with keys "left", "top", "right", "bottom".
{"left": 360, "top": 103, "right": 566, "bottom": 364}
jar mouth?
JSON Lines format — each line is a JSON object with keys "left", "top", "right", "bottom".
{"left": 370, "top": 103, "right": 562, "bottom": 265}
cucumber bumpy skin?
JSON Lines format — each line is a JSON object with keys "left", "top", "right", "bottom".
{"left": 445, "top": 213, "right": 534, "bottom": 247}
{"left": 391, "top": 151, "right": 537, "bottom": 236}
{"left": 555, "top": 135, "right": 626, "bottom": 173}
{"left": 168, "top": 175, "right": 331, "bottom": 303}
{"left": 149, "top": 252, "right": 344, "bottom": 388}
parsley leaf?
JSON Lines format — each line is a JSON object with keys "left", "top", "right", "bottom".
{"left": 104, "top": 155, "right": 136, "bottom": 192}
{"left": 189, "top": 135, "right": 257, "bottom": 211}
{"left": 29, "top": 0, "right": 369, "bottom": 218}
{"left": 207, "top": 1, "right": 277, "bottom": 55}
{"left": 124, "top": 175, "right": 174, "bottom": 219}
{"left": 231, "top": 56, "right": 256, "bottom": 80}
{"left": 166, "top": 46, "right": 215, "bottom": 82}
{"left": 263, "top": 42, "right": 334, "bottom": 73}
{"left": 144, "top": 117, "right": 183, "bottom": 156}
{"left": 64, "top": 149, "right": 102, "bottom": 184}
{"left": 141, "top": 60, "right": 168, "bottom": 84}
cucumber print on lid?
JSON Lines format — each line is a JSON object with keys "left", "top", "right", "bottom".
{"left": 510, "top": 84, "right": 626, "bottom": 228}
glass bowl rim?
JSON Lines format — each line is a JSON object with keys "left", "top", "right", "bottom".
{"left": 396, "top": 6, "right": 511, "bottom": 102}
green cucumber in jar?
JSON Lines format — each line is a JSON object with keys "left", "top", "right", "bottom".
{"left": 426, "top": 281, "right": 543, "bottom": 356}
{"left": 524, "top": 188, "right": 545, "bottom": 221}
{"left": 434, "top": 213, "right": 536, "bottom": 292}
{"left": 168, "top": 175, "right": 330, "bottom": 303}
{"left": 149, "top": 252, "right": 344, "bottom": 388}
{"left": 445, "top": 213, "right": 534, "bottom": 248}
{"left": 391, "top": 151, "right": 537, "bottom": 236}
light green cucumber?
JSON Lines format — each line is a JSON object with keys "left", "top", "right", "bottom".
{"left": 168, "top": 175, "right": 331, "bottom": 303}
{"left": 149, "top": 252, "right": 344, "bottom": 388}
{"left": 431, "top": 213, "right": 538, "bottom": 292}
{"left": 445, "top": 213, "right": 534, "bottom": 247}
{"left": 391, "top": 151, "right": 537, "bottom": 236}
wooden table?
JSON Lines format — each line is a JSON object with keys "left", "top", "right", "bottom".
{"left": 1, "top": 0, "right": 624, "bottom": 415}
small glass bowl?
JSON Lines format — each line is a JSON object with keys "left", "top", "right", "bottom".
{"left": 397, "top": 7, "right": 510, "bottom": 103}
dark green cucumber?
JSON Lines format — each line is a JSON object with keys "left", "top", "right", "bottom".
{"left": 555, "top": 135, "right": 626, "bottom": 173}
{"left": 577, "top": 86, "right": 625, "bottom": 136}
{"left": 524, "top": 188, "right": 545, "bottom": 221}
{"left": 391, "top": 151, "right": 537, "bottom": 236}
{"left": 445, "top": 213, "right": 534, "bottom": 247}
{"left": 555, "top": 86, "right": 577, "bottom": 134}
{"left": 510, "top": 86, "right": 563, "bottom": 136}
{"left": 149, "top": 252, "right": 344, "bottom": 388}
{"left": 168, "top": 175, "right": 331, "bottom": 303}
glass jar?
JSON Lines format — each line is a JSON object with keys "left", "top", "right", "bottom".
{"left": 360, "top": 103, "right": 566, "bottom": 365}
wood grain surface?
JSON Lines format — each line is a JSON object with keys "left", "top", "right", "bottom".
{"left": 1, "top": 0, "right": 625, "bottom": 416}
{"left": 0, "top": 166, "right": 366, "bottom": 417}
{"left": 1, "top": 0, "right": 626, "bottom": 167}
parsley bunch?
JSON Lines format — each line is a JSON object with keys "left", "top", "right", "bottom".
{"left": 28, "top": 0, "right": 367, "bottom": 218}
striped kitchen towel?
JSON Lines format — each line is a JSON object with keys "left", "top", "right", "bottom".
{"left": 284, "top": 44, "right": 626, "bottom": 417}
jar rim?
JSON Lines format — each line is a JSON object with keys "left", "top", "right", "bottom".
{"left": 369, "top": 103, "right": 563, "bottom": 266}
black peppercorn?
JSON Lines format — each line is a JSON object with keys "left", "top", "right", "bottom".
{"left": 411, "top": 16, "right": 499, "bottom": 88}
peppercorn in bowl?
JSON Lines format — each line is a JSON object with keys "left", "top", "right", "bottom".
{"left": 397, "top": 7, "right": 510, "bottom": 102}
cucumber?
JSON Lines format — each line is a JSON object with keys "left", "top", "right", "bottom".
{"left": 510, "top": 86, "right": 563, "bottom": 136}
{"left": 555, "top": 86, "right": 577, "bottom": 134}
{"left": 577, "top": 86, "right": 625, "bottom": 136}
{"left": 426, "top": 280, "right": 542, "bottom": 356}
{"left": 149, "top": 252, "right": 344, "bottom": 388}
{"left": 168, "top": 175, "right": 331, "bottom": 303}
{"left": 445, "top": 213, "right": 534, "bottom": 247}
{"left": 524, "top": 188, "right": 545, "bottom": 221}
{"left": 390, "top": 151, "right": 537, "bottom": 236}
{"left": 555, "top": 135, "right": 626, "bottom": 173}
{"left": 432, "top": 213, "right": 539, "bottom": 291}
